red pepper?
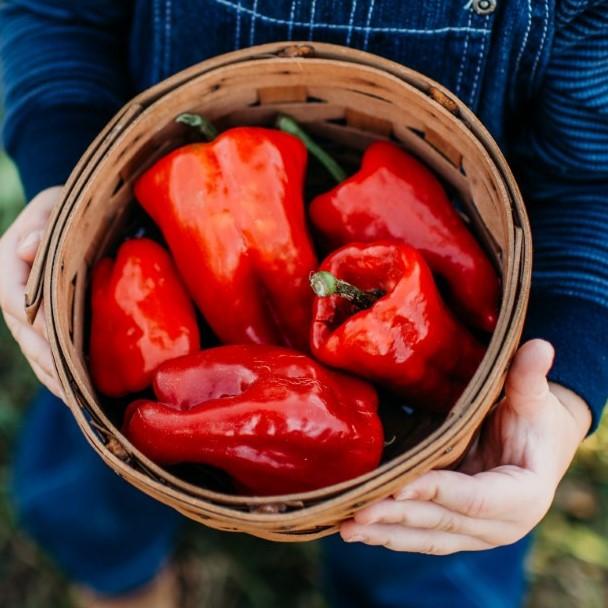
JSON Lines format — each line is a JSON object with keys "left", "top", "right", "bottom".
{"left": 307, "top": 140, "right": 500, "bottom": 332}
{"left": 310, "top": 241, "right": 485, "bottom": 412}
{"left": 134, "top": 120, "right": 317, "bottom": 351}
{"left": 123, "top": 345, "right": 383, "bottom": 496}
{"left": 90, "top": 238, "right": 200, "bottom": 397}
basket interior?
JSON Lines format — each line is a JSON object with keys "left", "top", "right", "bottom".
{"left": 48, "top": 54, "right": 522, "bottom": 516}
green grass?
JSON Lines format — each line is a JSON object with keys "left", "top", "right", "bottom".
{"left": 1, "top": 150, "right": 607, "bottom": 607}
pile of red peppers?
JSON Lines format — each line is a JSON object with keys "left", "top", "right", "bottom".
{"left": 88, "top": 113, "right": 498, "bottom": 496}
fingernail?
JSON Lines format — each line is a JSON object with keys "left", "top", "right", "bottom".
{"left": 354, "top": 510, "right": 374, "bottom": 525}
{"left": 395, "top": 488, "right": 417, "bottom": 501}
{"left": 18, "top": 230, "right": 42, "bottom": 254}
{"left": 344, "top": 535, "right": 366, "bottom": 543}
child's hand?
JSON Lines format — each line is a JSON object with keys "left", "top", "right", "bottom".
{"left": 0, "top": 186, "right": 64, "bottom": 398}
{"left": 341, "top": 339, "right": 591, "bottom": 554}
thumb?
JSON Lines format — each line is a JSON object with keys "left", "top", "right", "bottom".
{"left": 504, "top": 339, "right": 554, "bottom": 414}
{"left": 17, "top": 230, "right": 43, "bottom": 264}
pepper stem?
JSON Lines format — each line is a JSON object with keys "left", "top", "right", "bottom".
{"left": 176, "top": 113, "right": 219, "bottom": 141}
{"left": 275, "top": 115, "right": 348, "bottom": 183}
{"left": 310, "top": 271, "right": 383, "bottom": 310}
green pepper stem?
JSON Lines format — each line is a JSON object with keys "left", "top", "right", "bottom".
{"left": 310, "top": 271, "right": 383, "bottom": 310}
{"left": 176, "top": 113, "right": 219, "bottom": 141}
{"left": 275, "top": 115, "right": 348, "bottom": 183}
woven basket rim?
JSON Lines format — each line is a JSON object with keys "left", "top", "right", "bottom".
{"left": 28, "top": 42, "right": 532, "bottom": 532}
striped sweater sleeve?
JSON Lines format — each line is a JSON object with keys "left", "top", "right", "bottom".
{"left": 0, "top": 1, "right": 132, "bottom": 200}
{"left": 514, "top": 0, "right": 608, "bottom": 430}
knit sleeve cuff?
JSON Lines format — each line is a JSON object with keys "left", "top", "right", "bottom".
{"left": 6, "top": 105, "right": 115, "bottom": 201}
{"left": 522, "top": 291, "right": 608, "bottom": 433}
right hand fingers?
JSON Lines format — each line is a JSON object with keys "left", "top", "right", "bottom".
{"left": 16, "top": 229, "right": 48, "bottom": 339}
{"left": 3, "top": 310, "right": 54, "bottom": 374}
{"left": 0, "top": 186, "right": 60, "bottom": 323}
{"left": 0, "top": 186, "right": 63, "bottom": 396}
{"left": 2, "top": 185, "right": 58, "bottom": 249}
{"left": 17, "top": 228, "right": 43, "bottom": 263}
{"left": 3, "top": 310, "right": 64, "bottom": 399}
{"left": 30, "top": 362, "right": 64, "bottom": 400}
{"left": 28, "top": 350, "right": 63, "bottom": 400}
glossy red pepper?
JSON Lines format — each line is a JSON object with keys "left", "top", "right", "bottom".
{"left": 123, "top": 345, "right": 383, "bottom": 496}
{"left": 134, "top": 124, "right": 317, "bottom": 351}
{"left": 308, "top": 140, "right": 500, "bottom": 332}
{"left": 90, "top": 238, "right": 200, "bottom": 397}
{"left": 310, "top": 241, "right": 485, "bottom": 412}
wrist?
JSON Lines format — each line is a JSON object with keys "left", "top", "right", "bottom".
{"left": 549, "top": 382, "right": 592, "bottom": 441}
{"left": 535, "top": 383, "right": 590, "bottom": 488}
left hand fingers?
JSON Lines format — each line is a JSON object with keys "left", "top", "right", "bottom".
{"left": 351, "top": 499, "right": 520, "bottom": 545}
{"left": 340, "top": 522, "right": 492, "bottom": 555}
{"left": 390, "top": 468, "right": 551, "bottom": 523}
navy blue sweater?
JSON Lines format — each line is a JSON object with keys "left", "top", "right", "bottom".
{"left": 1, "top": 0, "right": 607, "bottom": 427}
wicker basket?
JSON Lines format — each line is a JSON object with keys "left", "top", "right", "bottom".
{"left": 24, "top": 42, "right": 531, "bottom": 542}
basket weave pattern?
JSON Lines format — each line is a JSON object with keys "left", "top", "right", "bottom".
{"left": 25, "top": 42, "right": 531, "bottom": 541}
